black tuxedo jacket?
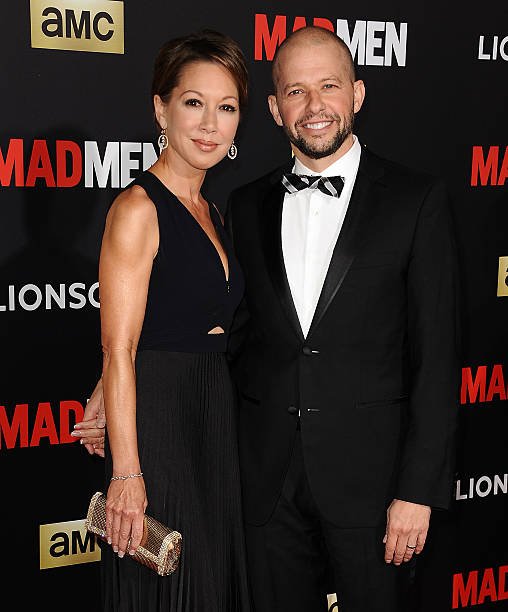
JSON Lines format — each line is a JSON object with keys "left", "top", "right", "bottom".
{"left": 226, "top": 146, "right": 461, "bottom": 528}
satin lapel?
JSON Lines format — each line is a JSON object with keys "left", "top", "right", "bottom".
{"left": 306, "top": 149, "right": 383, "bottom": 338}
{"left": 260, "top": 165, "right": 305, "bottom": 341}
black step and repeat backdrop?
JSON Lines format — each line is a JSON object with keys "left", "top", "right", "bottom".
{"left": 1, "top": 2, "right": 507, "bottom": 610}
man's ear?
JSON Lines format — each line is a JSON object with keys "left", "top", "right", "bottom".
{"left": 353, "top": 80, "right": 365, "bottom": 114}
{"left": 153, "top": 94, "right": 167, "bottom": 130}
{"left": 268, "top": 94, "right": 283, "bottom": 127}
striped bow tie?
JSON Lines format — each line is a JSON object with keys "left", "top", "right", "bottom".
{"left": 282, "top": 173, "right": 345, "bottom": 198}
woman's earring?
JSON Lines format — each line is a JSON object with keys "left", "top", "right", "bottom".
{"left": 158, "top": 128, "right": 168, "bottom": 154}
{"left": 228, "top": 141, "right": 238, "bottom": 160}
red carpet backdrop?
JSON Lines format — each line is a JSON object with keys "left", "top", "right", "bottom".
{"left": 1, "top": 2, "right": 507, "bottom": 610}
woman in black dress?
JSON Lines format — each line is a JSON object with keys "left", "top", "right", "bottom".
{"left": 93, "top": 30, "right": 250, "bottom": 611}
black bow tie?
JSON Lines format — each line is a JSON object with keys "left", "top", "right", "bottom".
{"left": 282, "top": 173, "right": 345, "bottom": 198}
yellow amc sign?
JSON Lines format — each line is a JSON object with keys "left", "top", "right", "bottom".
{"left": 30, "top": 0, "right": 124, "bottom": 54}
{"left": 40, "top": 519, "right": 101, "bottom": 569}
{"left": 498, "top": 256, "right": 508, "bottom": 297}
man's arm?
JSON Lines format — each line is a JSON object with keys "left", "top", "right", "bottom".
{"left": 384, "top": 178, "right": 461, "bottom": 565}
{"left": 224, "top": 192, "right": 251, "bottom": 365}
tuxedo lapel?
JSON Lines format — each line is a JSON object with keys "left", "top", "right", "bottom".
{"left": 307, "top": 148, "right": 384, "bottom": 338}
{"left": 259, "top": 163, "right": 305, "bottom": 341}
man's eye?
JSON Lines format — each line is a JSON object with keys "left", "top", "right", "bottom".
{"left": 288, "top": 89, "right": 303, "bottom": 96}
{"left": 185, "top": 98, "right": 202, "bottom": 107}
{"left": 220, "top": 104, "right": 237, "bottom": 112}
{"left": 323, "top": 83, "right": 337, "bottom": 89}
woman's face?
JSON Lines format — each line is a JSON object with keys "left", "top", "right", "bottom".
{"left": 155, "top": 61, "right": 240, "bottom": 172}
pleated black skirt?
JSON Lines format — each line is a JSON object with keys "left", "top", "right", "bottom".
{"left": 101, "top": 350, "right": 251, "bottom": 612}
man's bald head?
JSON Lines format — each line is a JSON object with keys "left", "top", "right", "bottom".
{"left": 272, "top": 26, "right": 356, "bottom": 93}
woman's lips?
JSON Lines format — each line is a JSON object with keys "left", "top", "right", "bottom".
{"left": 192, "top": 139, "right": 219, "bottom": 152}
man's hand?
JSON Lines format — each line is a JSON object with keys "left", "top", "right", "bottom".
{"left": 71, "top": 377, "right": 106, "bottom": 457}
{"left": 383, "top": 499, "right": 431, "bottom": 565}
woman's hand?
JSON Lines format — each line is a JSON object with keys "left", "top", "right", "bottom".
{"left": 105, "top": 477, "right": 147, "bottom": 557}
{"left": 72, "top": 377, "right": 106, "bottom": 456}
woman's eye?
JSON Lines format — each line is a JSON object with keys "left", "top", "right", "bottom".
{"left": 220, "top": 104, "right": 237, "bottom": 112}
{"left": 185, "top": 98, "right": 202, "bottom": 107}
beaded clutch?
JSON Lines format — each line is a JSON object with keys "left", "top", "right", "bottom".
{"left": 85, "top": 491, "right": 182, "bottom": 576}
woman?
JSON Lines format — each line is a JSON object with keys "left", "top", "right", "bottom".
{"left": 91, "top": 29, "right": 250, "bottom": 611}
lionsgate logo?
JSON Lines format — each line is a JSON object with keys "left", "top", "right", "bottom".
{"left": 254, "top": 13, "right": 408, "bottom": 66}
{"left": 478, "top": 34, "right": 508, "bottom": 61}
{"left": 30, "top": 0, "right": 124, "bottom": 54}
{"left": 455, "top": 473, "right": 508, "bottom": 501}
{"left": 0, "top": 282, "right": 99, "bottom": 312}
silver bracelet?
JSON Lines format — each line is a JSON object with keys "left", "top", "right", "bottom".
{"left": 110, "top": 472, "right": 143, "bottom": 481}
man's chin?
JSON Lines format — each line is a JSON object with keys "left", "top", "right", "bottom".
{"left": 295, "top": 141, "right": 340, "bottom": 160}
{"left": 290, "top": 129, "right": 346, "bottom": 160}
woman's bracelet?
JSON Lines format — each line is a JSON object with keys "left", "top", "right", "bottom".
{"left": 110, "top": 472, "right": 143, "bottom": 481}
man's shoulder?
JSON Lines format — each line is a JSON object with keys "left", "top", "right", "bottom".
{"left": 362, "top": 146, "right": 443, "bottom": 191}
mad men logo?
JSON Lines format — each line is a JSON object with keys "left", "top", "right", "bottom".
{"left": 478, "top": 35, "right": 508, "bottom": 61}
{"left": 254, "top": 13, "right": 407, "bottom": 66}
{"left": 455, "top": 473, "right": 508, "bottom": 501}
{"left": 471, "top": 146, "right": 508, "bottom": 186}
{"left": 40, "top": 519, "right": 101, "bottom": 569}
{"left": 498, "top": 257, "right": 508, "bottom": 297}
{"left": 30, "top": 0, "right": 124, "bottom": 54}
{"left": 453, "top": 565, "right": 508, "bottom": 608}
{"left": 0, "top": 138, "right": 157, "bottom": 188}
{"left": 461, "top": 365, "right": 508, "bottom": 405}
{"left": 0, "top": 400, "right": 84, "bottom": 450}
{"left": 0, "top": 282, "right": 99, "bottom": 312}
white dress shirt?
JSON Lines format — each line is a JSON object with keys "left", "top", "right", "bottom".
{"left": 281, "top": 136, "right": 362, "bottom": 337}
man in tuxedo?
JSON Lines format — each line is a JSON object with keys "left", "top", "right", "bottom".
{"left": 76, "top": 26, "right": 460, "bottom": 612}
{"left": 224, "top": 26, "right": 460, "bottom": 612}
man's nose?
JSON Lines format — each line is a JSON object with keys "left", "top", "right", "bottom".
{"left": 306, "top": 89, "right": 325, "bottom": 115}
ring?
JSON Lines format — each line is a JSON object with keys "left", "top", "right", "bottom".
{"left": 406, "top": 544, "right": 416, "bottom": 549}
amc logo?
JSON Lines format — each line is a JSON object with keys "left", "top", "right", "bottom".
{"left": 40, "top": 519, "right": 101, "bottom": 569}
{"left": 30, "top": 0, "right": 124, "bottom": 54}
{"left": 498, "top": 256, "right": 508, "bottom": 297}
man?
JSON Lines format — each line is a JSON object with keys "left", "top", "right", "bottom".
{"left": 77, "top": 26, "right": 460, "bottom": 612}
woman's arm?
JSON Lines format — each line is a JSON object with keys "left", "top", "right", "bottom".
{"left": 99, "top": 184, "right": 158, "bottom": 558}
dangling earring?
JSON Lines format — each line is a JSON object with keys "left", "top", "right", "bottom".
{"left": 228, "top": 141, "right": 238, "bottom": 160}
{"left": 158, "top": 128, "right": 168, "bottom": 154}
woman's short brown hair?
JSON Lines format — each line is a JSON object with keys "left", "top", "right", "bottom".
{"left": 152, "top": 29, "right": 248, "bottom": 124}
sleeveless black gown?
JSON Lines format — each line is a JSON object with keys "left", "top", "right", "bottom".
{"left": 101, "top": 170, "right": 251, "bottom": 611}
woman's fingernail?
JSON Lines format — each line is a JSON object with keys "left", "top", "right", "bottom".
{"left": 118, "top": 551, "right": 124, "bottom": 558}
{"left": 70, "top": 431, "right": 80, "bottom": 436}
{"left": 107, "top": 538, "right": 112, "bottom": 545}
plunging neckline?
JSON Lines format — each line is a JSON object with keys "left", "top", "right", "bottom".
{"left": 147, "top": 171, "right": 230, "bottom": 283}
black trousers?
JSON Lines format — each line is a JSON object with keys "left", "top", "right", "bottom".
{"left": 244, "top": 431, "right": 415, "bottom": 612}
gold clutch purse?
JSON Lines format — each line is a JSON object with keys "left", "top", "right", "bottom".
{"left": 85, "top": 491, "right": 182, "bottom": 576}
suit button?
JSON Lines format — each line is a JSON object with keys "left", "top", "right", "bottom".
{"left": 302, "top": 346, "right": 319, "bottom": 355}
{"left": 287, "top": 406, "right": 298, "bottom": 415}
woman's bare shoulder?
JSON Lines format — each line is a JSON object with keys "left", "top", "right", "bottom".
{"left": 107, "top": 183, "right": 157, "bottom": 227}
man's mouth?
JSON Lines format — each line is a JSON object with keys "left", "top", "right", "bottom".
{"left": 300, "top": 121, "right": 333, "bottom": 130}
